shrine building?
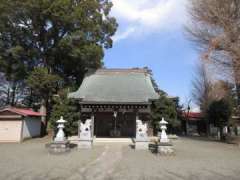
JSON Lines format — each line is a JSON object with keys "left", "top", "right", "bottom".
{"left": 68, "top": 68, "right": 159, "bottom": 138}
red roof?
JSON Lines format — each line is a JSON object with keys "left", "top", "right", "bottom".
{"left": 182, "top": 112, "right": 203, "bottom": 120}
{"left": 0, "top": 107, "right": 44, "bottom": 117}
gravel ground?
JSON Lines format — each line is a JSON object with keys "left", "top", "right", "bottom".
{"left": 0, "top": 137, "right": 240, "bottom": 180}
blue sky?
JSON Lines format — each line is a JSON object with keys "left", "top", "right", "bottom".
{"left": 104, "top": 0, "right": 199, "bottom": 107}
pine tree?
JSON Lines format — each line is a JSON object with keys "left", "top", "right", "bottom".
{"left": 151, "top": 93, "right": 180, "bottom": 134}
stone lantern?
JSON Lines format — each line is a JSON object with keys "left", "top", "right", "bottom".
{"left": 159, "top": 117, "right": 169, "bottom": 143}
{"left": 157, "top": 117, "right": 174, "bottom": 155}
{"left": 54, "top": 116, "right": 67, "bottom": 142}
{"left": 46, "top": 116, "right": 70, "bottom": 154}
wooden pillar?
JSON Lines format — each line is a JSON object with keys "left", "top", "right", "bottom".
{"left": 91, "top": 113, "right": 94, "bottom": 138}
{"left": 135, "top": 112, "right": 139, "bottom": 138}
{"left": 136, "top": 110, "right": 139, "bottom": 120}
{"left": 78, "top": 120, "right": 81, "bottom": 138}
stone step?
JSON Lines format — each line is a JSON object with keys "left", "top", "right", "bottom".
{"left": 68, "top": 136, "right": 134, "bottom": 143}
{"left": 94, "top": 138, "right": 133, "bottom": 143}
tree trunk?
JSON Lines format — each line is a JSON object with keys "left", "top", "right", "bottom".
{"left": 220, "top": 126, "right": 223, "bottom": 141}
{"left": 233, "top": 64, "right": 240, "bottom": 110}
{"left": 40, "top": 99, "right": 47, "bottom": 136}
{"left": 6, "top": 87, "right": 10, "bottom": 105}
{"left": 219, "top": 125, "right": 226, "bottom": 141}
{"left": 10, "top": 83, "right": 16, "bottom": 106}
{"left": 186, "top": 120, "right": 190, "bottom": 136}
{"left": 205, "top": 118, "right": 210, "bottom": 137}
{"left": 235, "top": 83, "right": 240, "bottom": 107}
{"left": 28, "top": 89, "right": 33, "bottom": 107}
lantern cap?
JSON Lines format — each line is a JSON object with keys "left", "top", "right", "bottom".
{"left": 56, "top": 116, "right": 67, "bottom": 123}
{"left": 159, "top": 117, "right": 168, "bottom": 125}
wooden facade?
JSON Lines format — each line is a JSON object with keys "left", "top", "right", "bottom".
{"left": 80, "top": 104, "right": 151, "bottom": 137}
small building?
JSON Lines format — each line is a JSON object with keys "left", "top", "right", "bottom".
{"left": 182, "top": 112, "right": 206, "bottom": 135}
{"left": 0, "top": 107, "right": 43, "bottom": 142}
{"left": 69, "top": 68, "right": 159, "bottom": 138}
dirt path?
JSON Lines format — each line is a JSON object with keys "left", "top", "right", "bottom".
{"left": 69, "top": 144, "right": 123, "bottom": 180}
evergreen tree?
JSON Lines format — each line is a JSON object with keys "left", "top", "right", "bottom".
{"left": 0, "top": 1, "right": 117, "bottom": 79}
{"left": 151, "top": 93, "right": 180, "bottom": 134}
{"left": 0, "top": 0, "right": 117, "bottom": 131}
{"left": 27, "top": 67, "right": 61, "bottom": 101}
{"left": 49, "top": 89, "right": 80, "bottom": 136}
{"left": 207, "top": 98, "right": 232, "bottom": 140}
{"left": 27, "top": 67, "right": 61, "bottom": 133}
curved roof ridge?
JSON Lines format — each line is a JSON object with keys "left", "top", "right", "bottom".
{"left": 68, "top": 68, "right": 159, "bottom": 103}
{"left": 96, "top": 68, "right": 149, "bottom": 74}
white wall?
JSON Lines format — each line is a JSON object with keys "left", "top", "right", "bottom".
{"left": 22, "top": 117, "right": 41, "bottom": 139}
{"left": 0, "top": 120, "right": 22, "bottom": 142}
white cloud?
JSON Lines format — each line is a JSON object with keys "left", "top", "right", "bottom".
{"left": 111, "top": 0, "right": 188, "bottom": 42}
{"left": 113, "top": 27, "right": 136, "bottom": 42}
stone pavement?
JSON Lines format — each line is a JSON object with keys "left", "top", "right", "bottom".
{"left": 0, "top": 137, "right": 240, "bottom": 180}
{"left": 69, "top": 144, "right": 123, "bottom": 180}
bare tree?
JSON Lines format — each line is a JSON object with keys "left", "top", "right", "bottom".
{"left": 0, "top": 73, "right": 28, "bottom": 107}
{"left": 192, "top": 62, "right": 213, "bottom": 135}
{"left": 187, "top": 0, "right": 240, "bottom": 105}
{"left": 211, "top": 80, "right": 233, "bottom": 100}
{"left": 192, "top": 61, "right": 235, "bottom": 135}
{"left": 192, "top": 62, "right": 234, "bottom": 109}
{"left": 192, "top": 62, "right": 213, "bottom": 113}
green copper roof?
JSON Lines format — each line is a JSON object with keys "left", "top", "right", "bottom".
{"left": 68, "top": 69, "right": 159, "bottom": 104}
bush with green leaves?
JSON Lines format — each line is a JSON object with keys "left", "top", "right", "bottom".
{"left": 49, "top": 90, "right": 80, "bottom": 137}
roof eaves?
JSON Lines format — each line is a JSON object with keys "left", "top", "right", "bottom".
{"left": 0, "top": 108, "right": 43, "bottom": 117}
{"left": 79, "top": 101, "right": 151, "bottom": 105}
